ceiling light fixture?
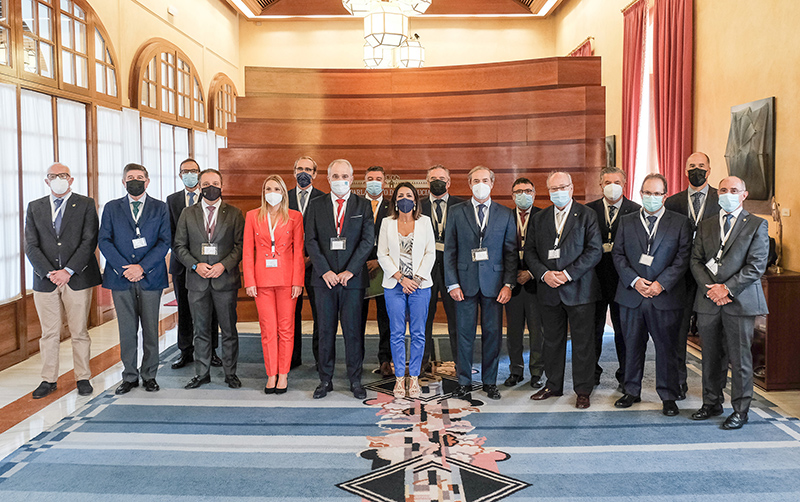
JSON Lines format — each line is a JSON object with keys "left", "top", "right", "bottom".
{"left": 398, "top": 33, "right": 424, "bottom": 68}
{"left": 364, "top": 1, "right": 408, "bottom": 49}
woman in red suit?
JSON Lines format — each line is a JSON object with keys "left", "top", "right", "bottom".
{"left": 243, "top": 175, "right": 305, "bottom": 394}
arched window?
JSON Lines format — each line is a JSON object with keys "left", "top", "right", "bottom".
{"left": 1, "top": 0, "right": 12, "bottom": 70}
{"left": 131, "top": 39, "right": 206, "bottom": 129}
{"left": 208, "top": 72, "right": 237, "bottom": 136}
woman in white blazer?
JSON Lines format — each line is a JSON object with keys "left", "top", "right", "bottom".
{"left": 377, "top": 182, "right": 436, "bottom": 399}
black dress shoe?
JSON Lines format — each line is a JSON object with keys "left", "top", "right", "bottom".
{"left": 76, "top": 380, "right": 93, "bottom": 396}
{"left": 115, "top": 380, "right": 139, "bottom": 395}
{"left": 690, "top": 404, "right": 724, "bottom": 421}
{"left": 614, "top": 394, "right": 641, "bottom": 408}
{"left": 380, "top": 362, "right": 393, "bottom": 378}
{"left": 275, "top": 386, "right": 287, "bottom": 395}
{"left": 313, "top": 381, "right": 333, "bottom": 399}
{"left": 530, "top": 376, "right": 545, "bottom": 389}
{"left": 185, "top": 375, "right": 211, "bottom": 389}
{"left": 722, "top": 411, "right": 748, "bottom": 430}
{"left": 210, "top": 353, "right": 223, "bottom": 367}
{"left": 452, "top": 385, "right": 472, "bottom": 401}
{"left": 225, "top": 375, "right": 242, "bottom": 389}
{"left": 677, "top": 382, "right": 688, "bottom": 401}
{"left": 351, "top": 383, "right": 367, "bottom": 399}
{"left": 575, "top": 394, "right": 591, "bottom": 409}
{"left": 264, "top": 385, "right": 276, "bottom": 394}
{"left": 503, "top": 374, "right": 524, "bottom": 387}
{"left": 483, "top": 384, "right": 501, "bottom": 400}
{"left": 171, "top": 352, "right": 194, "bottom": 369}
{"left": 143, "top": 379, "right": 159, "bottom": 392}
{"left": 662, "top": 400, "right": 679, "bottom": 416}
{"left": 530, "top": 387, "right": 563, "bottom": 401}
{"left": 32, "top": 381, "right": 57, "bottom": 399}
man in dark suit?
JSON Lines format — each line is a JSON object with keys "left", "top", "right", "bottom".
{"left": 361, "top": 165, "right": 392, "bottom": 377}
{"left": 664, "top": 152, "right": 721, "bottom": 399}
{"left": 99, "top": 163, "right": 170, "bottom": 395}
{"left": 25, "top": 163, "right": 102, "bottom": 399}
{"left": 166, "top": 158, "right": 220, "bottom": 370}
{"left": 444, "top": 166, "right": 517, "bottom": 401}
{"left": 420, "top": 165, "right": 463, "bottom": 373}
{"left": 526, "top": 171, "right": 602, "bottom": 409}
{"left": 586, "top": 167, "right": 640, "bottom": 390}
{"left": 288, "top": 156, "right": 325, "bottom": 369}
{"left": 690, "top": 176, "right": 769, "bottom": 429}
{"left": 305, "top": 159, "right": 375, "bottom": 399}
{"left": 174, "top": 169, "right": 245, "bottom": 389}
{"left": 503, "top": 177, "right": 544, "bottom": 389}
{"left": 612, "top": 173, "right": 692, "bottom": 416}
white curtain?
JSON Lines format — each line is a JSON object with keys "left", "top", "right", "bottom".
{"left": 158, "top": 123, "right": 175, "bottom": 201}
{"left": 216, "top": 134, "right": 227, "bottom": 150}
{"left": 0, "top": 83, "right": 21, "bottom": 301}
{"left": 141, "top": 117, "right": 161, "bottom": 197}
{"left": 173, "top": 126, "right": 189, "bottom": 196}
{"left": 96, "top": 106, "right": 124, "bottom": 216}
{"left": 193, "top": 129, "right": 209, "bottom": 169}
{"left": 56, "top": 98, "right": 88, "bottom": 196}
{"left": 206, "top": 130, "right": 218, "bottom": 170}
{"left": 122, "top": 107, "right": 141, "bottom": 165}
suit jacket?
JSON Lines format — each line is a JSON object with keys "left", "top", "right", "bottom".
{"left": 304, "top": 192, "right": 375, "bottom": 290}
{"left": 243, "top": 208, "right": 305, "bottom": 289}
{"left": 586, "top": 196, "right": 641, "bottom": 301}
{"left": 377, "top": 215, "right": 437, "bottom": 289}
{"left": 524, "top": 201, "right": 602, "bottom": 307}
{"left": 421, "top": 194, "right": 464, "bottom": 266}
{"left": 288, "top": 186, "right": 325, "bottom": 218}
{"left": 664, "top": 186, "right": 720, "bottom": 231}
{"left": 367, "top": 197, "right": 391, "bottom": 261}
{"left": 690, "top": 210, "right": 769, "bottom": 316}
{"left": 612, "top": 209, "right": 692, "bottom": 310}
{"left": 98, "top": 194, "right": 170, "bottom": 291}
{"left": 173, "top": 200, "right": 245, "bottom": 292}
{"left": 167, "top": 189, "right": 200, "bottom": 275}
{"left": 443, "top": 200, "right": 517, "bottom": 298}
{"left": 512, "top": 206, "right": 541, "bottom": 296}
{"left": 25, "top": 193, "right": 102, "bottom": 292}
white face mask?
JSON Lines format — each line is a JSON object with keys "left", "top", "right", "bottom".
{"left": 471, "top": 182, "right": 491, "bottom": 200}
{"left": 603, "top": 183, "right": 623, "bottom": 202}
{"left": 49, "top": 177, "right": 70, "bottom": 195}
{"left": 265, "top": 192, "right": 283, "bottom": 207}
{"left": 330, "top": 180, "right": 350, "bottom": 197}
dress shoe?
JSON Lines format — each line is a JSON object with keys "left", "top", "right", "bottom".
{"left": 225, "top": 375, "right": 242, "bottom": 389}
{"left": 421, "top": 361, "right": 434, "bottom": 377}
{"left": 722, "top": 411, "right": 748, "bottom": 430}
{"left": 76, "top": 380, "right": 93, "bottom": 396}
{"left": 530, "top": 387, "right": 563, "bottom": 401}
{"left": 380, "top": 361, "right": 393, "bottom": 378}
{"left": 171, "top": 352, "right": 193, "bottom": 369}
{"left": 575, "top": 394, "right": 591, "bottom": 409}
{"left": 662, "top": 400, "right": 679, "bottom": 416}
{"left": 351, "top": 383, "right": 367, "bottom": 399}
{"left": 275, "top": 386, "right": 287, "bottom": 395}
{"left": 530, "top": 376, "right": 545, "bottom": 389}
{"left": 677, "top": 382, "right": 688, "bottom": 401}
{"left": 616, "top": 384, "right": 625, "bottom": 394}
{"left": 452, "top": 385, "right": 472, "bottom": 401}
{"left": 503, "top": 374, "right": 524, "bottom": 387}
{"left": 264, "top": 385, "right": 276, "bottom": 395}
{"left": 143, "top": 379, "right": 160, "bottom": 392}
{"left": 32, "top": 381, "right": 57, "bottom": 399}
{"left": 483, "top": 384, "right": 501, "bottom": 400}
{"left": 614, "top": 394, "right": 641, "bottom": 408}
{"left": 185, "top": 375, "right": 211, "bottom": 389}
{"left": 115, "top": 380, "right": 139, "bottom": 395}
{"left": 690, "top": 404, "right": 724, "bottom": 421}
{"left": 313, "top": 381, "right": 333, "bottom": 399}
{"left": 210, "top": 352, "right": 223, "bottom": 367}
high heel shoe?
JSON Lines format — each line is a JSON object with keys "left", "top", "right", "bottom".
{"left": 265, "top": 380, "right": 277, "bottom": 394}
{"left": 393, "top": 377, "right": 406, "bottom": 398}
{"left": 408, "top": 376, "right": 421, "bottom": 398}
{"left": 275, "top": 386, "right": 287, "bottom": 394}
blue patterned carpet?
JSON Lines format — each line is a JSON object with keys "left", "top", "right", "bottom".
{"left": 1, "top": 331, "right": 799, "bottom": 501}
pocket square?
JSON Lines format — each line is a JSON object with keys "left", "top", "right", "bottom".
{"left": 350, "top": 214, "right": 363, "bottom": 219}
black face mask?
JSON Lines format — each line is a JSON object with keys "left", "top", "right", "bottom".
{"left": 429, "top": 179, "right": 447, "bottom": 196}
{"left": 688, "top": 168, "right": 707, "bottom": 187}
{"left": 126, "top": 179, "right": 146, "bottom": 197}
{"left": 296, "top": 172, "right": 313, "bottom": 188}
{"left": 202, "top": 185, "right": 222, "bottom": 201}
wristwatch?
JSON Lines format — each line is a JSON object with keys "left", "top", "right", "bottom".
{"left": 504, "top": 283, "right": 513, "bottom": 289}
{"left": 192, "top": 264, "right": 198, "bottom": 271}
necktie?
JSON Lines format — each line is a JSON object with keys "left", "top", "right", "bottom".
{"left": 435, "top": 199, "right": 444, "bottom": 221}
{"left": 518, "top": 210, "right": 527, "bottom": 246}
{"left": 206, "top": 205, "right": 216, "bottom": 240}
{"left": 647, "top": 215, "right": 657, "bottom": 233}
{"left": 188, "top": 192, "right": 195, "bottom": 206}
{"left": 371, "top": 199, "right": 379, "bottom": 222}
{"left": 608, "top": 205, "right": 617, "bottom": 223}
{"left": 336, "top": 198, "right": 345, "bottom": 235}
{"left": 724, "top": 213, "right": 733, "bottom": 234}
{"left": 132, "top": 201, "right": 141, "bottom": 219}
{"left": 300, "top": 190, "right": 308, "bottom": 214}
{"left": 556, "top": 210, "right": 564, "bottom": 229}
{"left": 692, "top": 192, "right": 704, "bottom": 217}
{"left": 478, "top": 204, "right": 486, "bottom": 227}
{"left": 53, "top": 198, "right": 64, "bottom": 235}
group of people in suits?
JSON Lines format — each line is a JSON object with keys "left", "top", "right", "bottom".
{"left": 24, "top": 151, "right": 769, "bottom": 429}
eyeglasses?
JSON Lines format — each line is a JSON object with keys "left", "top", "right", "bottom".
{"left": 47, "top": 173, "right": 70, "bottom": 180}
{"left": 512, "top": 189, "right": 534, "bottom": 195}
{"left": 548, "top": 184, "right": 572, "bottom": 192}
{"left": 179, "top": 169, "right": 200, "bottom": 175}
{"left": 641, "top": 191, "right": 666, "bottom": 197}
{"left": 718, "top": 188, "right": 744, "bottom": 194}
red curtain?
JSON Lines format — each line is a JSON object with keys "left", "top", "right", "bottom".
{"left": 653, "top": 0, "right": 694, "bottom": 195}
{"left": 621, "top": 1, "right": 647, "bottom": 198}
{"left": 568, "top": 38, "right": 593, "bottom": 57}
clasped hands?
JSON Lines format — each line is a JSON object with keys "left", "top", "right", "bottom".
{"left": 543, "top": 270, "right": 569, "bottom": 289}
{"left": 48, "top": 269, "right": 72, "bottom": 287}
{"left": 705, "top": 283, "right": 732, "bottom": 306}
{"left": 195, "top": 262, "right": 225, "bottom": 279}
{"left": 322, "top": 270, "right": 354, "bottom": 289}
{"left": 634, "top": 278, "right": 664, "bottom": 298}
{"left": 122, "top": 264, "right": 144, "bottom": 282}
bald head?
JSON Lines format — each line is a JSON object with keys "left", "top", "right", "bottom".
{"left": 686, "top": 152, "right": 711, "bottom": 189}
{"left": 718, "top": 176, "right": 748, "bottom": 214}
{"left": 46, "top": 163, "right": 73, "bottom": 196}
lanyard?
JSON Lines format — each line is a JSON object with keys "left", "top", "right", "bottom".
{"left": 688, "top": 191, "right": 708, "bottom": 227}
{"left": 516, "top": 209, "right": 529, "bottom": 248}
{"left": 336, "top": 199, "right": 346, "bottom": 237}
{"left": 714, "top": 215, "right": 736, "bottom": 262}
{"left": 267, "top": 212, "right": 278, "bottom": 255}
{"left": 431, "top": 198, "right": 448, "bottom": 241}
{"left": 604, "top": 200, "right": 620, "bottom": 242}
{"left": 297, "top": 189, "right": 310, "bottom": 215}
{"left": 473, "top": 203, "right": 488, "bottom": 245}
{"left": 553, "top": 209, "right": 568, "bottom": 249}
{"left": 639, "top": 211, "right": 662, "bottom": 254}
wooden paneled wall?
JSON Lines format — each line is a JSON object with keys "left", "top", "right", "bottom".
{"left": 220, "top": 57, "right": 606, "bottom": 321}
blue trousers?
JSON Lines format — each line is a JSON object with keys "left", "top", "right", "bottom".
{"left": 384, "top": 284, "right": 431, "bottom": 377}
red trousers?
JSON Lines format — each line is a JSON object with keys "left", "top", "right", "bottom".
{"left": 254, "top": 286, "right": 297, "bottom": 376}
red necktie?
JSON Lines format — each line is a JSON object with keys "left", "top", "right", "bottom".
{"left": 336, "top": 198, "right": 345, "bottom": 236}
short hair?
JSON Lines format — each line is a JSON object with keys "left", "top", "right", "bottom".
{"left": 200, "top": 168, "right": 223, "bottom": 183}
{"left": 427, "top": 164, "right": 449, "bottom": 176}
{"left": 366, "top": 165, "right": 385, "bottom": 175}
{"left": 123, "top": 163, "right": 149, "bottom": 179}
{"left": 599, "top": 167, "right": 627, "bottom": 184}
{"left": 546, "top": 171, "right": 572, "bottom": 188}
{"left": 294, "top": 156, "right": 317, "bottom": 173}
{"left": 328, "top": 159, "right": 353, "bottom": 176}
{"left": 468, "top": 165, "right": 495, "bottom": 183}
{"left": 388, "top": 182, "right": 422, "bottom": 220}
{"left": 641, "top": 173, "right": 668, "bottom": 194}
{"left": 721, "top": 175, "right": 747, "bottom": 191}
{"left": 47, "top": 162, "right": 71, "bottom": 176}
{"left": 179, "top": 158, "right": 199, "bottom": 169}
{"left": 512, "top": 177, "right": 535, "bottom": 190}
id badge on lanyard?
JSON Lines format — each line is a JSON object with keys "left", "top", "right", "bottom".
{"left": 132, "top": 226, "right": 147, "bottom": 249}
{"left": 266, "top": 212, "right": 280, "bottom": 266}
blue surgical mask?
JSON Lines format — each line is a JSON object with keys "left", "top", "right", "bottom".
{"left": 397, "top": 198, "right": 415, "bottom": 214}
{"left": 641, "top": 195, "right": 664, "bottom": 213}
{"left": 181, "top": 172, "right": 198, "bottom": 189}
{"left": 718, "top": 193, "right": 741, "bottom": 213}
{"left": 330, "top": 180, "right": 350, "bottom": 197}
{"left": 366, "top": 180, "right": 383, "bottom": 197}
{"left": 514, "top": 193, "right": 533, "bottom": 210}
{"left": 296, "top": 171, "right": 312, "bottom": 189}
{"left": 549, "top": 190, "right": 570, "bottom": 208}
